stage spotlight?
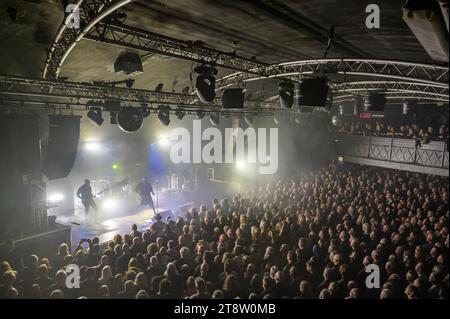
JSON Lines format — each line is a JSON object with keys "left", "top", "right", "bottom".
{"left": 197, "top": 110, "right": 206, "bottom": 119}
{"left": 48, "top": 193, "right": 64, "bottom": 204}
{"left": 101, "top": 197, "right": 118, "bottom": 210}
{"left": 157, "top": 138, "right": 170, "bottom": 147}
{"left": 84, "top": 142, "right": 101, "bottom": 152}
{"left": 209, "top": 112, "right": 220, "bottom": 126}
{"left": 117, "top": 107, "right": 144, "bottom": 133}
{"left": 278, "top": 81, "right": 294, "bottom": 108}
{"left": 331, "top": 115, "right": 339, "bottom": 126}
{"left": 87, "top": 106, "right": 104, "bottom": 126}
{"left": 195, "top": 65, "right": 217, "bottom": 103}
{"left": 141, "top": 106, "right": 151, "bottom": 118}
{"left": 235, "top": 161, "right": 246, "bottom": 170}
{"left": 158, "top": 106, "right": 171, "bottom": 126}
{"left": 175, "top": 108, "right": 185, "bottom": 120}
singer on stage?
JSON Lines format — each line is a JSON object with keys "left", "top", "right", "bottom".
{"left": 135, "top": 177, "right": 157, "bottom": 215}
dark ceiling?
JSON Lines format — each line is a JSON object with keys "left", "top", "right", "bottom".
{"left": 0, "top": 0, "right": 445, "bottom": 142}
{"left": 0, "top": 0, "right": 434, "bottom": 92}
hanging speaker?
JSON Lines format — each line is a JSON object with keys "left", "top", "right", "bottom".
{"left": 298, "top": 79, "right": 329, "bottom": 107}
{"left": 43, "top": 115, "right": 81, "bottom": 180}
{"left": 221, "top": 88, "right": 245, "bottom": 109}
{"left": 364, "top": 91, "right": 386, "bottom": 112}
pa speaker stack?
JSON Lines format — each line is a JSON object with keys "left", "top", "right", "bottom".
{"left": 43, "top": 115, "right": 81, "bottom": 180}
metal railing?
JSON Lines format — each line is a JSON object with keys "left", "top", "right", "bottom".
{"left": 334, "top": 134, "right": 449, "bottom": 172}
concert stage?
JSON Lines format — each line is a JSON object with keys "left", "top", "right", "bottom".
{"left": 54, "top": 189, "right": 196, "bottom": 250}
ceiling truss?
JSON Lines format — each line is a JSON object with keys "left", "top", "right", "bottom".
{"left": 216, "top": 59, "right": 449, "bottom": 89}
{"left": 0, "top": 74, "right": 288, "bottom": 115}
{"left": 84, "top": 22, "right": 269, "bottom": 74}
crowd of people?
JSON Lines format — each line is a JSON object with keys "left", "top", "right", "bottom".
{"left": 0, "top": 164, "right": 448, "bottom": 299}
{"left": 334, "top": 120, "right": 449, "bottom": 143}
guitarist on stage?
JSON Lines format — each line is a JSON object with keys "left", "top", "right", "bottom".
{"left": 135, "top": 177, "right": 157, "bottom": 215}
{"left": 77, "top": 179, "right": 98, "bottom": 215}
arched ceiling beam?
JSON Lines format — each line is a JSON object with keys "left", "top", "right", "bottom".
{"left": 43, "top": 0, "right": 133, "bottom": 79}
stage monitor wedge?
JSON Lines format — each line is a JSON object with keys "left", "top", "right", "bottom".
{"left": 43, "top": 115, "right": 81, "bottom": 180}
{"left": 297, "top": 79, "right": 329, "bottom": 107}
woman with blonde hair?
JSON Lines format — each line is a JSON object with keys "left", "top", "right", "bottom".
{"left": 111, "top": 274, "right": 125, "bottom": 298}
{"left": 134, "top": 272, "right": 148, "bottom": 292}
{"left": 99, "top": 265, "right": 113, "bottom": 288}
{"left": 128, "top": 257, "right": 141, "bottom": 273}
{"left": 0, "top": 261, "right": 13, "bottom": 275}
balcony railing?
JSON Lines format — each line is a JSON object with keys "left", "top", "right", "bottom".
{"left": 334, "top": 134, "right": 449, "bottom": 175}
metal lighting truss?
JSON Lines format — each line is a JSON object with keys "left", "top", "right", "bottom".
{"left": 84, "top": 22, "right": 269, "bottom": 74}
{"left": 0, "top": 74, "right": 290, "bottom": 115}
{"left": 332, "top": 80, "right": 449, "bottom": 102}
{"left": 44, "top": 0, "right": 268, "bottom": 80}
{"left": 265, "top": 80, "right": 449, "bottom": 103}
{"left": 43, "top": 0, "right": 134, "bottom": 79}
{"left": 216, "top": 59, "right": 449, "bottom": 89}
{"left": 333, "top": 93, "right": 448, "bottom": 104}
{"left": 333, "top": 81, "right": 448, "bottom": 97}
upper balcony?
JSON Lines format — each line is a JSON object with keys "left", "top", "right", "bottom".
{"left": 333, "top": 134, "right": 449, "bottom": 176}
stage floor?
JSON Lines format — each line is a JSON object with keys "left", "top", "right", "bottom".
{"left": 53, "top": 189, "right": 195, "bottom": 250}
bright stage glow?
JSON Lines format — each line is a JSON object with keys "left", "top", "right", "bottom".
{"left": 101, "top": 197, "right": 118, "bottom": 210}
{"left": 235, "top": 161, "right": 246, "bottom": 170}
{"left": 331, "top": 115, "right": 339, "bottom": 126}
{"left": 84, "top": 142, "right": 101, "bottom": 152}
{"left": 48, "top": 193, "right": 64, "bottom": 203}
{"left": 157, "top": 137, "right": 170, "bottom": 147}
{"left": 111, "top": 163, "right": 121, "bottom": 170}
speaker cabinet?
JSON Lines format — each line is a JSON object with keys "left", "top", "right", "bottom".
{"left": 297, "top": 79, "right": 329, "bottom": 107}
{"left": 222, "top": 88, "right": 245, "bottom": 109}
{"left": 43, "top": 115, "right": 81, "bottom": 180}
